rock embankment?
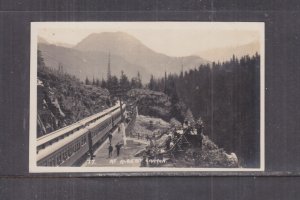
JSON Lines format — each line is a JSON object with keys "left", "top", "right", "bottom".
{"left": 37, "top": 66, "right": 110, "bottom": 137}
{"left": 127, "top": 89, "right": 172, "bottom": 121}
{"left": 133, "top": 115, "right": 239, "bottom": 168}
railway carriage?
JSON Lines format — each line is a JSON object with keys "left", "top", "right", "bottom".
{"left": 37, "top": 102, "right": 126, "bottom": 166}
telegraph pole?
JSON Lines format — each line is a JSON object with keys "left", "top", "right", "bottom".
{"left": 114, "top": 85, "right": 126, "bottom": 122}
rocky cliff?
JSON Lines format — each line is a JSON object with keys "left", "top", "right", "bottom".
{"left": 37, "top": 66, "right": 110, "bottom": 137}
{"left": 127, "top": 89, "right": 172, "bottom": 121}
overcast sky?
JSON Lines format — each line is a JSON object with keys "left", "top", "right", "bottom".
{"left": 35, "top": 22, "right": 263, "bottom": 57}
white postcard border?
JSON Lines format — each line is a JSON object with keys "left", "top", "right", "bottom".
{"left": 29, "top": 22, "right": 265, "bottom": 173}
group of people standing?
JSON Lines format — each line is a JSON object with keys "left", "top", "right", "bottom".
{"left": 165, "top": 118, "right": 204, "bottom": 150}
{"left": 107, "top": 132, "right": 123, "bottom": 158}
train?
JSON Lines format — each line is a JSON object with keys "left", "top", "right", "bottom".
{"left": 36, "top": 102, "right": 126, "bottom": 167}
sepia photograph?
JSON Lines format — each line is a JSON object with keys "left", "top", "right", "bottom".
{"left": 29, "top": 22, "right": 264, "bottom": 173}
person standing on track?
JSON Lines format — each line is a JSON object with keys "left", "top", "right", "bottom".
{"left": 108, "top": 144, "right": 113, "bottom": 158}
{"left": 115, "top": 142, "right": 123, "bottom": 156}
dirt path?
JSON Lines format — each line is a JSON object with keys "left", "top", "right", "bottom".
{"left": 82, "top": 125, "right": 148, "bottom": 167}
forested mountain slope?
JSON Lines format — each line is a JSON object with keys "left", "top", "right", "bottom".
{"left": 37, "top": 52, "right": 111, "bottom": 137}
{"left": 147, "top": 54, "right": 261, "bottom": 167}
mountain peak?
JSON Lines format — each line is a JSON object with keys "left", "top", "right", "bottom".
{"left": 200, "top": 40, "right": 260, "bottom": 62}
{"left": 70, "top": 32, "right": 208, "bottom": 78}
{"left": 38, "top": 36, "right": 49, "bottom": 44}
{"left": 75, "top": 31, "right": 142, "bottom": 49}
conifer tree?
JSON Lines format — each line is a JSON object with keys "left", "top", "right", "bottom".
{"left": 85, "top": 77, "right": 90, "bottom": 85}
